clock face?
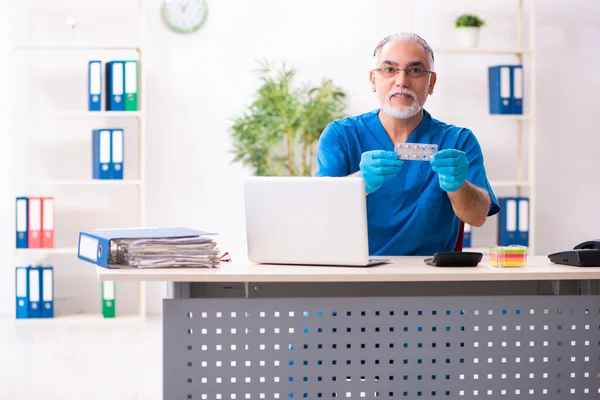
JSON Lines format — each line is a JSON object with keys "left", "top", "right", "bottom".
{"left": 161, "top": 0, "right": 208, "bottom": 34}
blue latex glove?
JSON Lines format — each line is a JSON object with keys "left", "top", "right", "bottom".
{"left": 430, "top": 149, "right": 469, "bottom": 192}
{"left": 358, "top": 150, "right": 404, "bottom": 194}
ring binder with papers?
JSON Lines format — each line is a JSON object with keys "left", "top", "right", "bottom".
{"left": 77, "top": 227, "right": 220, "bottom": 268}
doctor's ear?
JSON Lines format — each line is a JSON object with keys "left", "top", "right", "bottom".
{"left": 428, "top": 72, "right": 437, "bottom": 95}
{"left": 370, "top": 70, "right": 377, "bottom": 92}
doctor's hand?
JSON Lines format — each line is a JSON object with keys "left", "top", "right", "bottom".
{"left": 430, "top": 149, "right": 469, "bottom": 193}
{"left": 358, "top": 150, "right": 404, "bottom": 194}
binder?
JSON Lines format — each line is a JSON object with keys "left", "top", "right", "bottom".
{"left": 41, "top": 266, "right": 54, "bottom": 318}
{"left": 88, "top": 60, "right": 102, "bottom": 111}
{"left": 41, "top": 197, "right": 54, "bottom": 248}
{"left": 511, "top": 65, "right": 524, "bottom": 114}
{"left": 15, "top": 266, "right": 29, "bottom": 319}
{"left": 105, "top": 61, "right": 125, "bottom": 111}
{"left": 497, "top": 197, "right": 529, "bottom": 246}
{"left": 463, "top": 223, "right": 472, "bottom": 248}
{"left": 92, "top": 129, "right": 112, "bottom": 179}
{"left": 517, "top": 197, "right": 529, "bottom": 246}
{"left": 111, "top": 129, "right": 124, "bottom": 179}
{"left": 488, "top": 65, "right": 523, "bottom": 115}
{"left": 102, "top": 281, "right": 116, "bottom": 318}
{"left": 28, "top": 197, "right": 42, "bottom": 248}
{"left": 124, "top": 60, "right": 138, "bottom": 111}
{"left": 28, "top": 266, "right": 41, "bottom": 318}
{"left": 16, "top": 197, "right": 28, "bottom": 248}
{"left": 77, "top": 227, "right": 215, "bottom": 268}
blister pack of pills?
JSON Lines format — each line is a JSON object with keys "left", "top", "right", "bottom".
{"left": 394, "top": 143, "right": 438, "bottom": 161}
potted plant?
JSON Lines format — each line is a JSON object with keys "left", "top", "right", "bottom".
{"left": 230, "top": 61, "right": 347, "bottom": 176}
{"left": 455, "top": 13, "right": 485, "bottom": 48}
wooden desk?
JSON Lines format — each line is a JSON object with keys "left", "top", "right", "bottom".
{"left": 96, "top": 256, "right": 600, "bottom": 399}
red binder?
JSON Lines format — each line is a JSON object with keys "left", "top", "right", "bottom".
{"left": 28, "top": 197, "right": 42, "bottom": 248}
{"left": 41, "top": 197, "right": 54, "bottom": 248}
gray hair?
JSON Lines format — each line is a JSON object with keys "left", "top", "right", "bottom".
{"left": 373, "top": 33, "right": 435, "bottom": 71}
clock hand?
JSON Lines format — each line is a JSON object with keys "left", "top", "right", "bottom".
{"left": 181, "top": 0, "right": 190, "bottom": 12}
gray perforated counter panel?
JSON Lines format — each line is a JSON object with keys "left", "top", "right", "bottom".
{"left": 164, "top": 296, "right": 600, "bottom": 399}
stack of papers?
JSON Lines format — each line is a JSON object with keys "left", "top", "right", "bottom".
{"left": 78, "top": 227, "right": 223, "bottom": 269}
{"left": 109, "top": 236, "right": 220, "bottom": 268}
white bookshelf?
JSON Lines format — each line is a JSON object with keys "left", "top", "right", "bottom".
{"left": 11, "top": 1, "right": 148, "bottom": 318}
{"left": 16, "top": 111, "right": 143, "bottom": 118}
{"left": 15, "top": 247, "right": 78, "bottom": 255}
{"left": 13, "top": 180, "right": 143, "bottom": 186}
{"left": 405, "top": 0, "right": 537, "bottom": 254}
{"left": 14, "top": 43, "right": 142, "bottom": 50}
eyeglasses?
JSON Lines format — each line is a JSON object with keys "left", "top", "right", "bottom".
{"left": 372, "top": 66, "right": 433, "bottom": 79}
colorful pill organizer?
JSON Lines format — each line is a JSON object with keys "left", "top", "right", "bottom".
{"left": 394, "top": 143, "right": 438, "bottom": 161}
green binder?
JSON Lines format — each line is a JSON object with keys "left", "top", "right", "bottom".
{"left": 124, "top": 60, "right": 138, "bottom": 111}
{"left": 102, "top": 281, "right": 115, "bottom": 318}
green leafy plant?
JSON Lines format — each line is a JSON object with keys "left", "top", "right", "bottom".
{"left": 455, "top": 13, "right": 485, "bottom": 28}
{"left": 230, "top": 61, "right": 347, "bottom": 176}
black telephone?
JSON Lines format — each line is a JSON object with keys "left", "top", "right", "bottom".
{"left": 548, "top": 240, "right": 600, "bottom": 267}
{"left": 573, "top": 240, "right": 600, "bottom": 250}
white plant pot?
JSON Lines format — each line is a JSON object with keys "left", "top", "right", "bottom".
{"left": 457, "top": 27, "right": 480, "bottom": 48}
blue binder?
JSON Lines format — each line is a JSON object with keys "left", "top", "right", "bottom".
{"left": 517, "top": 197, "right": 529, "bottom": 246}
{"left": 488, "top": 65, "right": 523, "bottom": 115}
{"left": 111, "top": 129, "right": 124, "bottom": 179}
{"left": 15, "top": 266, "right": 29, "bottom": 319}
{"left": 16, "top": 197, "right": 28, "bottom": 248}
{"left": 92, "top": 129, "right": 112, "bottom": 179}
{"left": 497, "top": 197, "right": 529, "bottom": 246}
{"left": 105, "top": 61, "right": 125, "bottom": 111}
{"left": 77, "top": 227, "right": 216, "bottom": 268}
{"left": 509, "top": 65, "right": 523, "bottom": 114}
{"left": 462, "top": 223, "right": 472, "bottom": 248}
{"left": 28, "top": 266, "right": 41, "bottom": 318}
{"left": 41, "top": 266, "right": 54, "bottom": 318}
{"left": 88, "top": 60, "right": 102, "bottom": 111}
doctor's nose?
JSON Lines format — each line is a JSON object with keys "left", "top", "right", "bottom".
{"left": 394, "top": 69, "right": 410, "bottom": 88}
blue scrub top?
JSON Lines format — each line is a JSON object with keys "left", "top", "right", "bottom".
{"left": 315, "top": 109, "right": 500, "bottom": 256}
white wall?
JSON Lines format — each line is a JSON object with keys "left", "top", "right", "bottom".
{"left": 1, "top": 0, "right": 599, "bottom": 317}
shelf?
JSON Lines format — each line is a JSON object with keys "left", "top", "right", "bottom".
{"left": 15, "top": 247, "right": 78, "bottom": 255}
{"left": 489, "top": 180, "right": 530, "bottom": 188}
{"left": 15, "top": 43, "right": 141, "bottom": 51}
{"left": 16, "top": 111, "right": 142, "bottom": 118}
{"left": 434, "top": 48, "right": 532, "bottom": 55}
{"left": 13, "top": 179, "right": 143, "bottom": 186}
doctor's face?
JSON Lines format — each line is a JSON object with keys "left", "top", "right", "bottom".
{"left": 370, "top": 40, "right": 437, "bottom": 120}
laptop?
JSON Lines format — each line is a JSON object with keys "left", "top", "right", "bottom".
{"left": 243, "top": 176, "right": 389, "bottom": 267}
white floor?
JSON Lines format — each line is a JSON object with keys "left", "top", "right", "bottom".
{"left": 0, "top": 314, "right": 163, "bottom": 400}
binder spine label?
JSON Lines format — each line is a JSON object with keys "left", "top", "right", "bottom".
{"left": 506, "top": 199, "right": 517, "bottom": 232}
{"left": 16, "top": 268, "right": 27, "bottom": 299}
{"left": 42, "top": 269, "right": 53, "bottom": 301}
{"left": 79, "top": 235, "right": 99, "bottom": 261}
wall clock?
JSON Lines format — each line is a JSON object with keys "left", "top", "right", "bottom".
{"left": 161, "top": 0, "right": 208, "bottom": 34}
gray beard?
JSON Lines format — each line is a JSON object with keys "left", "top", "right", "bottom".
{"left": 383, "top": 97, "right": 422, "bottom": 120}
